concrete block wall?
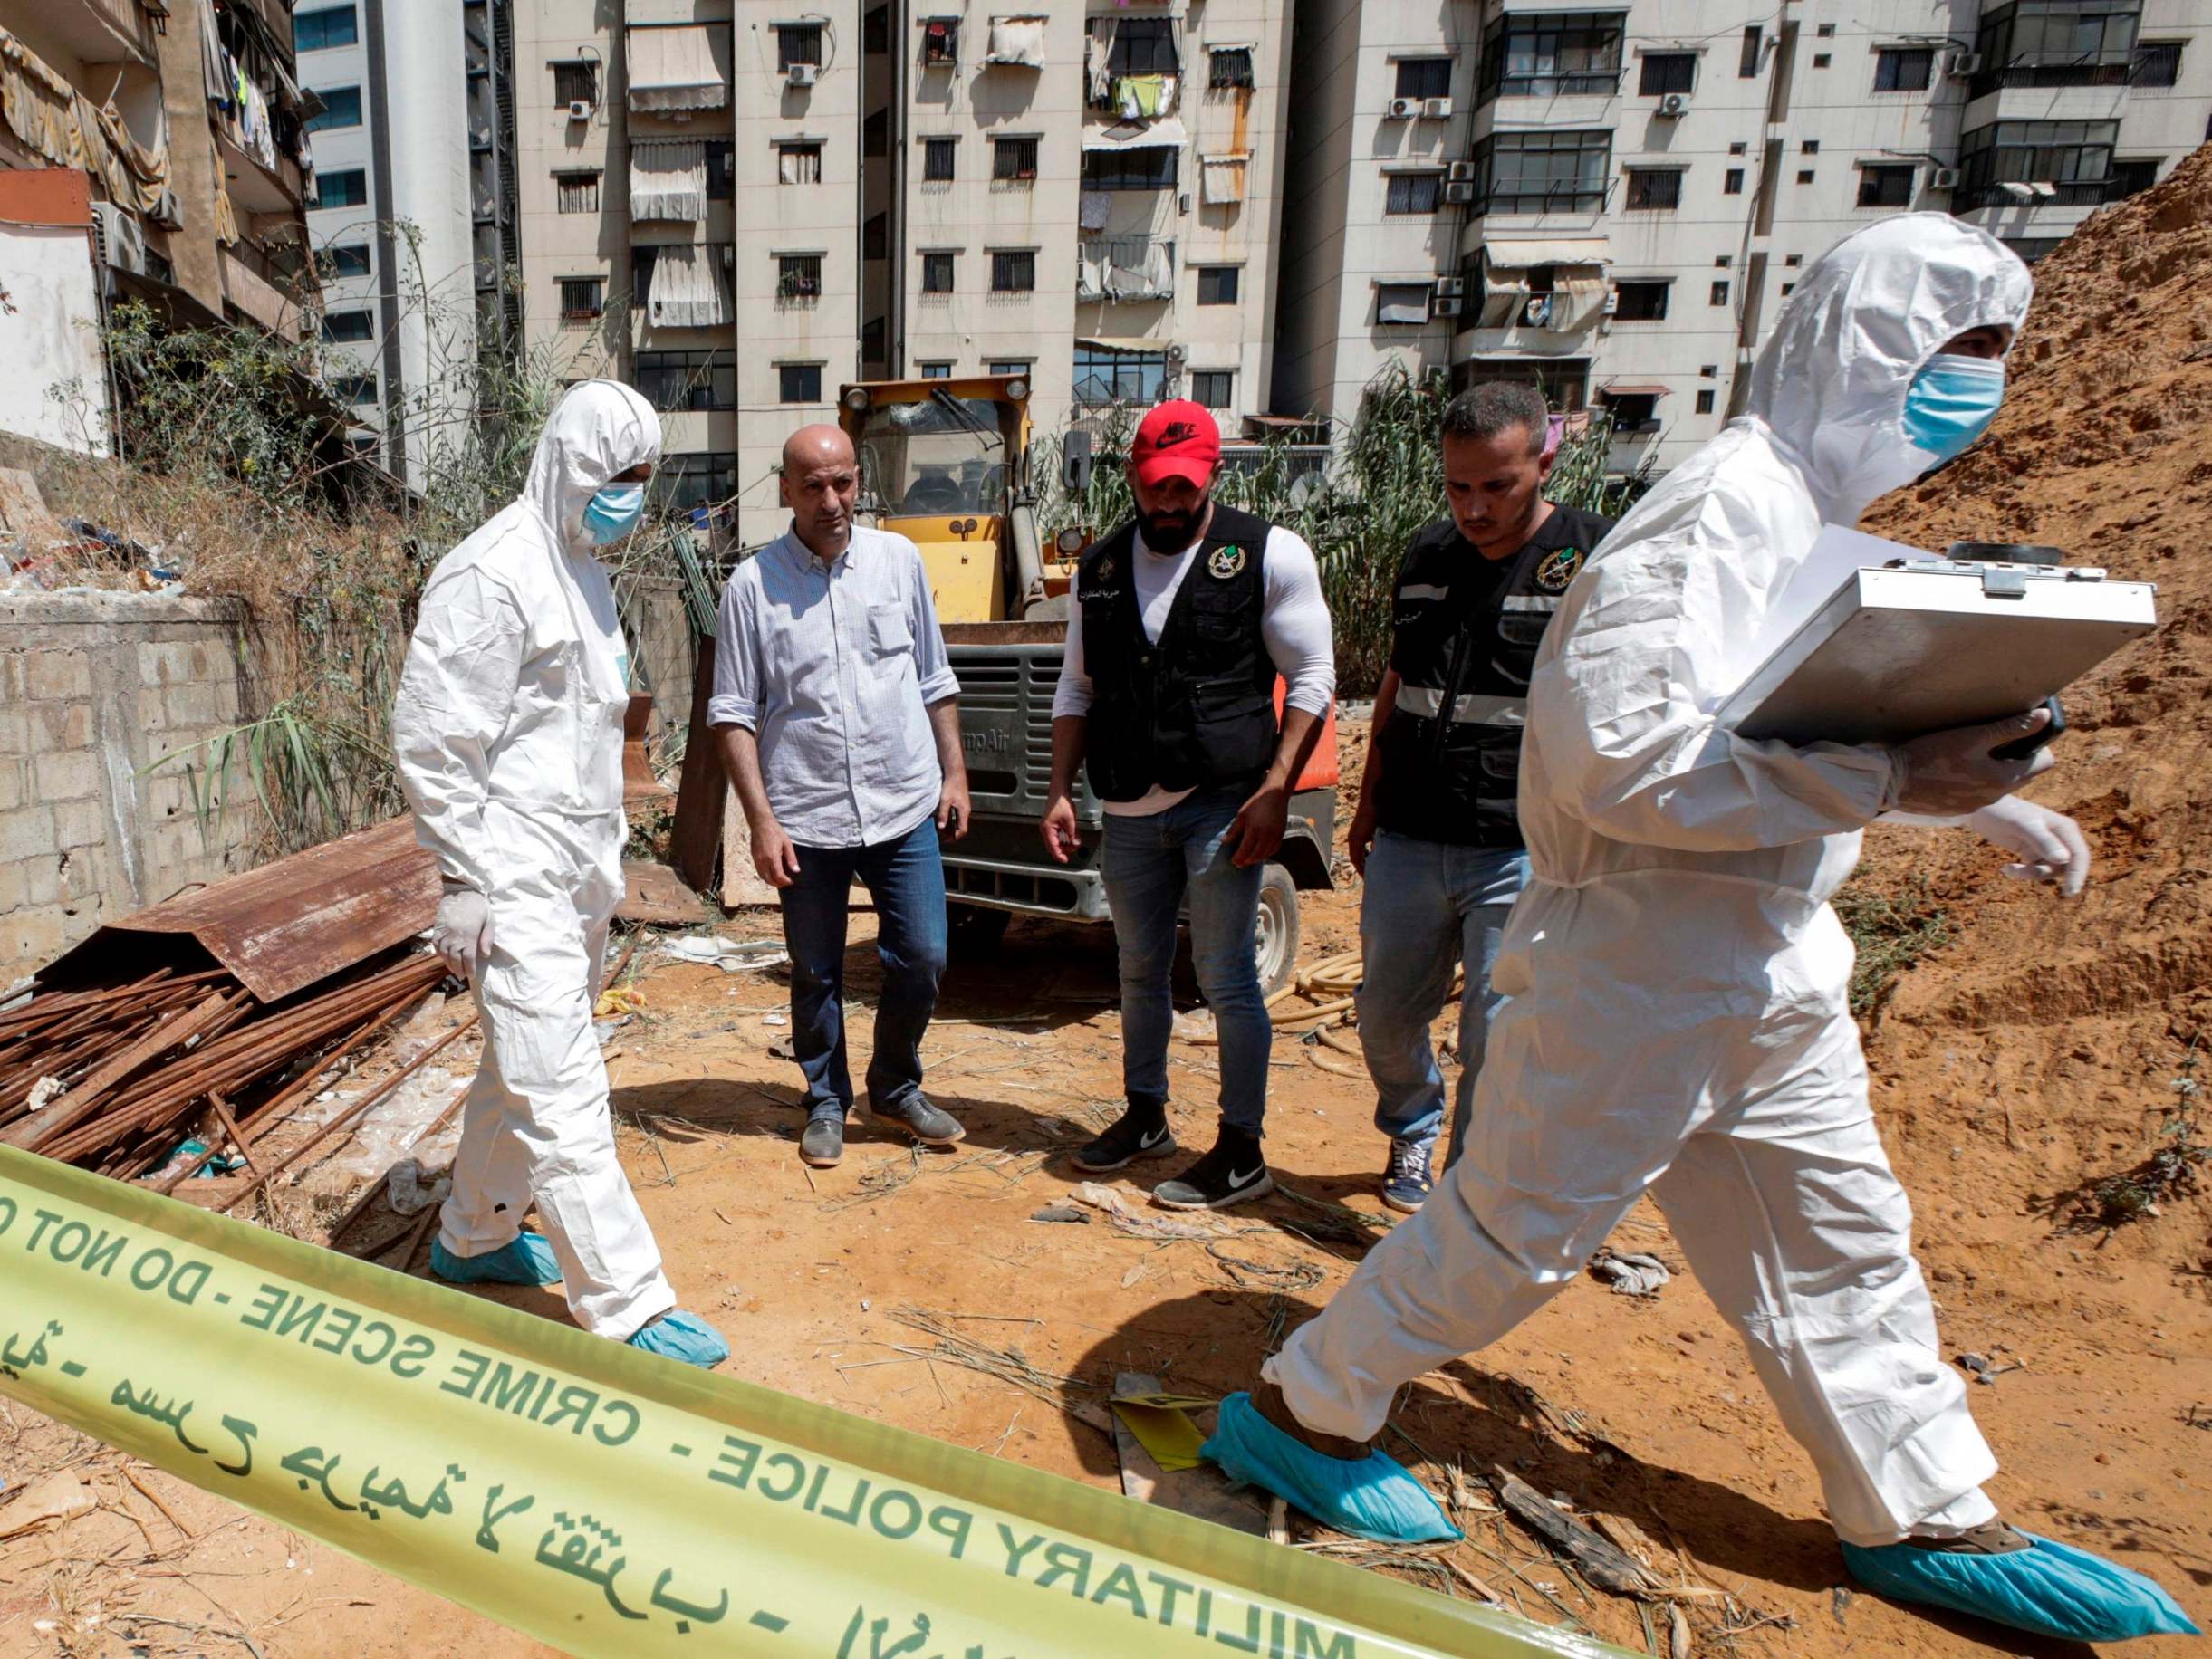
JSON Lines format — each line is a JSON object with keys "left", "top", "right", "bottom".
{"left": 0, "top": 593, "right": 258, "bottom": 983}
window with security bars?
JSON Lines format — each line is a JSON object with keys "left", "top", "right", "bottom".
{"left": 1973, "top": 3, "right": 2140, "bottom": 92}
{"left": 924, "top": 138, "right": 957, "bottom": 181}
{"left": 1625, "top": 168, "right": 1681, "bottom": 209}
{"left": 1857, "top": 163, "right": 1915, "bottom": 206}
{"left": 555, "top": 172, "right": 601, "bottom": 213}
{"left": 1191, "top": 370, "right": 1233, "bottom": 409}
{"left": 993, "top": 137, "right": 1039, "bottom": 181}
{"left": 1476, "top": 11, "right": 1622, "bottom": 101}
{"left": 921, "top": 251, "right": 955, "bottom": 293}
{"left": 1637, "top": 53, "right": 1695, "bottom": 95}
{"left": 1612, "top": 280, "right": 1669, "bottom": 321}
{"left": 1696, "top": 389, "right": 1717, "bottom": 414}
{"left": 1197, "top": 266, "right": 1239, "bottom": 305}
{"left": 1208, "top": 47, "right": 1253, "bottom": 89}
{"left": 777, "top": 254, "right": 822, "bottom": 302}
{"left": 635, "top": 350, "right": 734, "bottom": 411}
{"left": 779, "top": 364, "right": 822, "bottom": 404}
{"left": 1394, "top": 58, "right": 1451, "bottom": 99}
{"left": 553, "top": 61, "right": 598, "bottom": 104}
{"left": 991, "top": 250, "right": 1035, "bottom": 292}
{"left": 1873, "top": 47, "right": 1933, "bottom": 90}
{"left": 558, "top": 279, "right": 603, "bottom": 321}
{"left": 777, "top": 24, "right": 823, "bottom": 69}
{"left": 2108, "top": 158, "right": 2160, "bottom": 197}
{"left": 2130, "top": 41, "right": 2181, "bottom": 86}
{"left": 1384, "top": 172, "right": 1442, "bottom": 214}
{"left": 1467, "top": 130, "right": 1611, "bottom": 213}
{"left": 1107, "top": 17, "right": 1178, "bottom": 76}
{"left": 1082, "top": 149, "right": 1178, "bottom": 190}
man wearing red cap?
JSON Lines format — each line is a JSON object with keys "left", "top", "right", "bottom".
{"left": 1041, "top": 401, "right": 1336, "bottom": 1209}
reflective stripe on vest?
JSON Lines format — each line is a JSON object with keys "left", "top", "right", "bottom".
{"left": 1394, "top": 685, "right": 1528, "bottom": 726}
{"left": 1500, "top": 594, "right": 1563, "bottom": 613}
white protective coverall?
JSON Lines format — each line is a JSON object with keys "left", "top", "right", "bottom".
{"left": 392, "top": 380, "right": 678, "bottom": 1339}
{"left": 1268, "top": 215, "right": 2034, "bottom": 1548}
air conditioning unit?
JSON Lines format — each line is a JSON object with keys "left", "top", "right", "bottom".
{"left": 1165, "top": 342, "right": 1188, "bottom": 365}
{"left": 1432, "top": 294, "right": 1463, "bottom": 318}
{"left": 1385, "top": 96, "right": 1418, "bottom": 119}
{"left": 1422, "top": 96, "right": 1454, "bottom": 119}
{"left": 1447, "top": 159, "right": 1476, "bottom": 182}
{"left": 566, "top": 99, "right": 591, "bottom": 121}
{"left": 1945, "top": 50, "right": 1981, "bottom": 77}
{"left": 787, "top": 62, "right": 819, "bottom": 87}
{"left": 91, "top": 202, "right": 148, "bottom": 276}
{"left": 1601, "top": 289, "right": 1620, "bottom": 315}
{"left": 1929, "top": 165, "right": 1960, "bottom": 189}
{"left": 1657, "top": 91, "right": 1689, "bottom": 117}
{"left": 1435, "top": 275, "right": 1466, "bottom": 297}
{"left": 1443, "top": 180, "right": 1476, "bottom": 204}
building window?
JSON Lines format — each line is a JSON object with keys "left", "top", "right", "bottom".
{"left": 319, "top": 242, "right": 370, "bottom": 279}
{"left": 1107, "top": 17, "right": 1178, "bottom": 76}
{"left": 1467, "top": 129, "right": 1611, "bottom": 214}
{"left": 331, "top": 373, "right": 378, "bottom": 405}
{"left": 707, "top": 139, "right": 735, "bottom": 198}
{"left": 631, "top": 246, "right": 657, "bottom": 304}
{"left": 987, "top": 360, "right": 1030, "bottom": 376}
{"left": 1602, "top": 391, "right": 1659, "bottom": 429}
{"left": 1729, "top": 139, "right": 1748, "bottom": 155}
{"left": 1802, "top": 139, "right": 1820, "bottom": 155}
{"left": 1695, "top": 388, "right": 1717, "bottom": 414}
{"left": 862, "top": 317, "right": 886, "bottom": 362}
{"left": 1477, "top": 12, "right": 1623, "bottom": 101}
{"left": 1974, "top": 4, "right": 2140, "bottom": 92}
{"left": 322, "top": 309, "right": 374, "bottom": 342}
{"left": 1073, "top": 343, "right": 1169, "bottom": 405}
{"left": 1208, "top": 46, "right": 1254, "bottom": 90}
{"left": 635, "top": 350, "right": 734, "bottom": 411}
{"left": 1700, "top": 364, "right": 1717, "bottom": 377}
{"left": 1612, "top": 279, "right": 1669, "bottom": 321}
{"left": 1784, "top": 253, "right": 1803, "bottom": 267}
{"left": 1796, "top": 168, "right": 1815, "bottom": 183}
{"left": 558, "top": 278, "right": 604, "bottom": 321}
{"left": 1625, "top": 168, "right": 1681, "bottom": 210}
{"left": 1191, "top": 370, "right": 1233, "bottom": 409}
{"left": 779, "top": 363, "right": 823, "bottom": 404}
{"left": 2130, "top": 42, "right": 2182, "bottom": 87}
{"left": 863, "top": 213, "right": 887, "bottom": 259}
{"left": 2002, "top": 235, "right": 2067, "bottom": 264}
{"left": 1714, "top": 255, "right": 1731, "bottom": 268}
{"left": 1081, "top": 148, "right": 1178, "bottom": 191}
{"left": 993, "top": 136, "right": 1039, "bottom": 181}
{"left": 1710, "top": 279, "right": 1730, "bottom": 305}
{"left": 990, "top": 249, "right": 1035, "bottom": 292}
{"left": 293, "top": 5, "right": 358, "bottom": 52}
{"left": 553, "top": 62, "right": 598, "bottom": 106}
{"left": 918, "top": 361, "right": 953, "bottom": 378}
{"left": 777, "top": 141, "right": 822, "bottom": 185}
{"left": 1197, "top": 265, "right": 1240, "bottom": 305}
{"left": 923, "top": 137, "right": 957, "bottom": 182}
{"left": 655, "top": 452, "right": 738, "bottom": 515}
{"left": 1817, "top": 22, "right": 1836, "bottom": 36}
{"left": 555, "top": 171, "right": 601, "bottom": 214}
{"left": 315, "top": 168, "right": 368, "bottom": 209}
{"left": 307, "top": 86, "right": 361, "bottom": 131}
{"left": 1723, "top": 167, "right": 1744, "bottom": 194}
{"left": 864, "top": 110, "right": 888, "bottom": 157}
{"left": 2109, "top": 157, "right": 2161, "bottom": 197}
{"left": 1738, "top": 24, "right": 1761, "bottom": 76}
{"left": 922, "top": 16, "right": 958, "bottom": 66}
{"left": 1857, "top": 163, "right": 1915, "bottom": 207}
{"left": 777, "top": 24, "right": 823, "bottom": 70}
{"left": 1384, "top": 171, "right": 1443, "bottom": 215}
{"left": 921, "top": 251, "right": 955, "bottom": 293}
{"left": 1375, "top": 282, "right": 1432, "bottom": 325}
{"left": 866, "top": 6, "right": 888, "bottom": 54}
{"left": 1637, "top": 52, "right": 1695, "bottom": 95}
{"left": 1395, "top": 57, "right": 1452, "bottom": 100}
{"left": 1812, "top": 53, "right": 1831, "bottom": 68}
{"left": 776, "top": 253, "right": 822, "bottom": 302}
{"left": 1873, "top": 46, "right": 1934, "bottom": 91}
{"left": 1956, "top": 119, "right": 2119, "bottom": 209}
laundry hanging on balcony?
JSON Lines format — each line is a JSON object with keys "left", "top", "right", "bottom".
{"left": 1199, "top": 152, "right": 1248, "bottom": 205}
{"left": 985, "top": 15, "right": 1046, "bottom": 67}
{"left": 1077, "top": 237, "right": 1172, "bottom": 302}
{"left": 1078, "top": 189, "right": 1111, "bottom": 231}
{"left": 0, "top": 25, "right": 173, "bottom": 217}
{"left": 627, "top": 24, "right": 731, "bottom": 115}
{"left": 1480, "top": 241, "right": 1611, "bottom": 332}
{"left": 645, "top": 243, "right": 732, "bottom": 328}
{"left": 630, "top": 139, "right": 707, "bottom": 221}
{"left": 1114, "top": 73, "right": 1178, "bottom": 119}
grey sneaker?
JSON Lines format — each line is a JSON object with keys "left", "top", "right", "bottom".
{"left": 800, "top": 1117, "right": 845, "bottom": 1166}
{"left": 1153, "top": 1127, "right": 1273, "bottom": 1211}
{"left": 876, "top": 1093, "right": 966, "bottom": 1146}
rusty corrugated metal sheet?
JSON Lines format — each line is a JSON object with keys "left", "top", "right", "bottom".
{"left": 43, "top": 819, "right": 440, "bottom": 1003}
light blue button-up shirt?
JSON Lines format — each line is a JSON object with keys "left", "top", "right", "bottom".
{"left": 707, "top": 526, "right": 959, "bottom": 849}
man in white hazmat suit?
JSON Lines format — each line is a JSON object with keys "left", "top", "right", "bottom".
{"left": 1204, "top": 218, "right": 2197, "bottom": 1642}
{"left": 392, "top": 380, "right": 729, "bottom": 1369}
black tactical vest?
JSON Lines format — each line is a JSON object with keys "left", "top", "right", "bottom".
{"left": 1076, "top": 506, "right": 1278, "bottom": 803}
{"left": 1374, "top": 507, "right": 1612, "bottom": 847}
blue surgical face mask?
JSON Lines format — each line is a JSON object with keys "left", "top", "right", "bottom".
{"left": 1901, "top": 352, "right": 2006, "bottom": 466}
{"left": 582, "top": 482, "right": 645, "bottom": 545}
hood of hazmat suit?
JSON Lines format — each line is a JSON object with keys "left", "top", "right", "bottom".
{"left": 392, "top": 381, "right": 679, "bottom": 1340}
{"left": 1264, "top": 218, "right": 2037, "bottom": 1551}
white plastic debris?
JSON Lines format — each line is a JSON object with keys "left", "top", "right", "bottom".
{"left": 386, "top": 1156, "right": 454, "bottom": 1217}
{"left": 1588, "top": 1246, "right": 1671, "bottom": 1298}
{"left": 24, "top": 1076, "right": 63, "bottom": 1114}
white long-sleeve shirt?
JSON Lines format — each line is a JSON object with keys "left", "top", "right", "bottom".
{"left": 1053, "top": 523, "right": 1336, "bottom": 816}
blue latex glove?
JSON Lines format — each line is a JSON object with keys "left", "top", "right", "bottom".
{"left": 1843, "top": 1533, "right": 2200, "bottom": 1643}
{"left": 1201, "top": 1392, "right": 1460, "bottom": 1545}
{"left": 628, "top": 1309, "right": 730, "bottom": 1369}
{"left": 428, "top": 1232, "right": 562, "bottom": 1286}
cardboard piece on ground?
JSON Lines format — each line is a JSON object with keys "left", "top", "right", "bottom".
{"left": 618, "top": 859, "right": 707, "bottom": 925}
{"left": 1111, "top": 1387, "right": 1213, "bottom": 1472}
{"left": 1111, "top": 1371, "right": 1267, "bottom": 1536}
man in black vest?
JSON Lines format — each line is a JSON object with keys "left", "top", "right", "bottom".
{"left": 1350, "top": 383, "right": 1614, "bottom": 1213}
{"left": 1042, "top": 400, "right": 1336, "bottom": 1209}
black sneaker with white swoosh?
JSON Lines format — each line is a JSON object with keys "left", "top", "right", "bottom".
{"left": 1152, "top": 1126, "right": 1273, "bottom": 1211}
{"left": 1073, "top": 1098, "right": 1178, "bottom": 1174}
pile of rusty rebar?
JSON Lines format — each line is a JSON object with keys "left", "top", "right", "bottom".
{"left": 0, "top": 950, "right": 449, "bottom": 1189}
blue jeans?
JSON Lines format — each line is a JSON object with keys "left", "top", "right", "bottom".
{"left": 779, "top": 816, "right": 948, "bottom": 1121}
{"left": 1101, "top": 785, "right": 1270, "bottom": 1136}
{"left": 1356, "top": 830, "right": 1529, "bottom": 1167}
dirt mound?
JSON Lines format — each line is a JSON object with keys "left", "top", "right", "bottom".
{"left": 1855, "top": 148, "right": 2212, "bottom": 1328}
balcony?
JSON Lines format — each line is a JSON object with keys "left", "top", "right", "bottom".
{"left": 216, "top": 127, "right": 306, "bottom": 217}
{"left": 1970, "top": 57, "right": 2132, "bottom": 95}
{"left": 30, "top": 0, "right": 158, "bottom": 69}
{"left": 1953, "top": 177, "right": 2116, "bottom": 211}
{"left": 220, "top": 242, "right": 306, "bottom": 337}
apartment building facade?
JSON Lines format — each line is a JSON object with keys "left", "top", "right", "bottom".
{"left": 1274, "top": 0, "right": 2212, "bottom": 474}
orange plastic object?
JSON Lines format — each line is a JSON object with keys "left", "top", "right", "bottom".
{"left": 1276, "top": 680, "right": 1342, "bottom": 791}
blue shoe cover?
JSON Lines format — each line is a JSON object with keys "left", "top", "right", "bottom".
{"left": 627, "top": 1309, "right": 730, "bottom": 1369}
{"left": 1200, "top": 1392, "right": 1460, "bottom": 1545}
{"left": 428, "top": 1232, "right": 562, "bottom": 1286}
{"left": 1842, "top": 1534, "right": 2200, "bottom": 1643}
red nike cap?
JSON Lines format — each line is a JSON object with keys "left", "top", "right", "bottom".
{"left": 1130, "top": 400, "right": 1221, "bottom": 490}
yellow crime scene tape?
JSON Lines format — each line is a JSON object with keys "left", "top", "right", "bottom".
{"left": 0, "top": 1146, "right": 1624, "bottom": 1658}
